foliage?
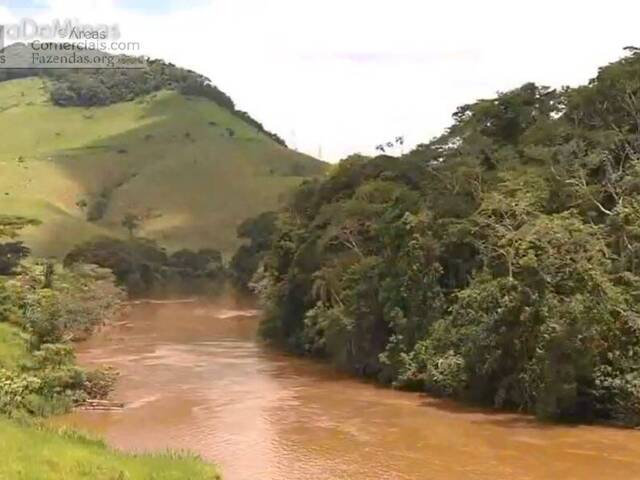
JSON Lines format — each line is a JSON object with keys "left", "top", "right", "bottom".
{"left": 249, "top": 50, "right": 640, "bottom": 425}
{"left": 64, "top": 237, "right": 227, "bottom": 297}
{"left": 83, "top": 367, "right": 119, "bottom": 400}
{"left": 0, "top": 259, "right": 124, "bottom": 417}
{"left": 230, "top": 211, "right": 278, "bottom": 291}
{"left": 0, "top": 242, "right": 30, "bottom": 275}
{"left": 0, "top": 223, "right": 216, "bottom": 477}
{"left": 0, "top": 215, "right": 39, "bottom": 275}
{"left": 121, "top": 212, "right": 142, "bottom": 237}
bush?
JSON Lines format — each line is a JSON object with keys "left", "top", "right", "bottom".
{"left": 22, "top": 291, "right": 67, "bottom": 350}
{"left": 83, "top": 367, "right": 118, "bottom": 400}
{"left": 0, "top": 242, "right": 30, "bottom": 275}
{"left": 0, "top": 368, "right": 41, "bottom": 414}
{"left": 86, "top": 193, "right": 110, "bottom": 222}
{"left": 0, "top": 263, "right": 124, "bottom": 416}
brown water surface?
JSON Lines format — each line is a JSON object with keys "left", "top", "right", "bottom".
{"left": 59, "top": 303, "right": 640, "bottom": 480}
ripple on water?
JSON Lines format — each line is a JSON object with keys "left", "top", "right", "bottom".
{"left": 63, "top": 303, "right": 640, "bottom": 480}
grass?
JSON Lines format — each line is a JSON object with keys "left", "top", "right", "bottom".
{"left": 0, "top": 77, "right": 326, "bottom": 257}
{"left": 0, "top": 418, "right": 220, "bottom": 480}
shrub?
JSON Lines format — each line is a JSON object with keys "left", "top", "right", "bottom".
{"left": 0, "top": 242, "right": 30, "bottom": 275}
{"left": 86, "top": 193, "right": 110, "bottom": 222}
{"left": 0, "top": 368, "right": 41, "bottom": 414}
{"left": 83, "top": 367, "right": 118, "bottom": 400}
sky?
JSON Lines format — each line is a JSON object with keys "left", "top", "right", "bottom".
{"left": 1, "top": 0, "right": 640, "bottom": 161}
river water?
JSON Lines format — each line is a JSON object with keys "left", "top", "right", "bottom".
{"left": 59, "top": 302, "right": 640, "bottom": 480}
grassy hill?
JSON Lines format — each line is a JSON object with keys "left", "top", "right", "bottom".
{"left": 0, "top": 76, "right": 325, "bottom": 257}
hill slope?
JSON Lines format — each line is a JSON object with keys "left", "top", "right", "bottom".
{"left": 0, "top": 76, "right": 325, "bottom": 256}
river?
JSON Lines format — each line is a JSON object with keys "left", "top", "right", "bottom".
{"left": 58, "top": 302, "right": 640, "bottom": 480}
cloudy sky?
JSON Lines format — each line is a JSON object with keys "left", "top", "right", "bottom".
{"left": 1, "top": 0, "right": 639, "bottom": 161}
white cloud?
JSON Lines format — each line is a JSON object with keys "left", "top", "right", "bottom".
{"left": 3, "top": 0, "right": 639, "bottom": 161}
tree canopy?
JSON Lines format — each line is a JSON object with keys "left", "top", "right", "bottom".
{"left": 0, "top": 216, "right": 40, "bottom": 275}
{"left": 243, "top": 50, "right": 640, "bottom": 425}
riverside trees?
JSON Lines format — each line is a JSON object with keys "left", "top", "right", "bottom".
{"left": 242, "top": 50, "right": 640, "bottom": 425}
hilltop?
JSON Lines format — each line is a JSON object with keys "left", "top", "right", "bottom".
{"left": 0, "top": 64, "right": 325, "bottom": 257}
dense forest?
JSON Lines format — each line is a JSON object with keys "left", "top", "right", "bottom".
{"left": 233, "top": 49, "right": 640, "bottom": 426}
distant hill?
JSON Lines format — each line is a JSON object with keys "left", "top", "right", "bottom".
{"left": 0, "top": 74, "right": 326, "bottom": 257}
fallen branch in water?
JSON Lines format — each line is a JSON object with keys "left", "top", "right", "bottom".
{"left": 76, "top": 399, "right": 125, "bottom": 411}
{"left": 123, "top": 298, "right": 198, "bottom": 305}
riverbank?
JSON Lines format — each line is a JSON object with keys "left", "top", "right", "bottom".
{"left": 0, "top": 418, "right": 219, "bottom": 480}
{"left": 0, "top": 264, "right": 220, "bottom": 479}
{"left": 59, "top": 302, "right": 640, "bottom": 480}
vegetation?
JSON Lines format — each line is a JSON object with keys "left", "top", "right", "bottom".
{"left": 0, "top": 75, "right": 325, "bottom": 258}
{"left": 0, "top": 216, "right": 218, "bottom": 478}
{"left": 0, "top": 245, "right": 124, "bottom": 416}
{"left": 121, "top": 212, "right": 142, "bottom": 238}
{"left": 246, "top": 50, "right": 640, "bottom": 426}
{"left": 0, "top": 215, "right": 40, "bottom": 275}
{"left": 0, "top": 50, "right": 323, "bottom": 475}
{"left": 230, "top": 211, "right": 278, "bottom": 293}
{"left": 0, "top": 418, "right": 219, "bottom": 480}
{"left": 1, "top": 43, "right": 283, "bottom": 146}
{"left": 64, "top": 237, "right": 227, "bottom": 297}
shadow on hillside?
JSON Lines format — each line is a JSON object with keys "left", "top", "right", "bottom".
{"left": 28, "top": 91, "right": 325, "bottom": 256}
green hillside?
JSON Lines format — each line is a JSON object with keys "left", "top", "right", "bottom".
{"left": 0, "top": 76, "right": 325, "bottom": 257}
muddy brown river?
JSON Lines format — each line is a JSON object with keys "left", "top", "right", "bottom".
{"left": 58, "top": 302, "right": 640, "bottom": 480}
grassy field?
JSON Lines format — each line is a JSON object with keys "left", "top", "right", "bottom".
{"left": 0, "top": 77, "right": 325, "bottom": 257}
{"left": 0, "top": 418, "right": 219, "bottom": 480}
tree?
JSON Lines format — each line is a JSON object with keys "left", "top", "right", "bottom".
{"left": 121, "top": 213, "right": 142, "bottom": 238}
{"left": 42, "top": 260, "right": 55, "bottom": 289}
{"left": 244, "top": 49, "right": 640, "bottom": 425}
{"left": 0, "top": 242, "right": 30, "bottom": 275}
{"left": 230, "top": 212, "right": 278, "bottom": 291}
{"left": 0, "top": 215, "right": 39, "bottom": 275}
